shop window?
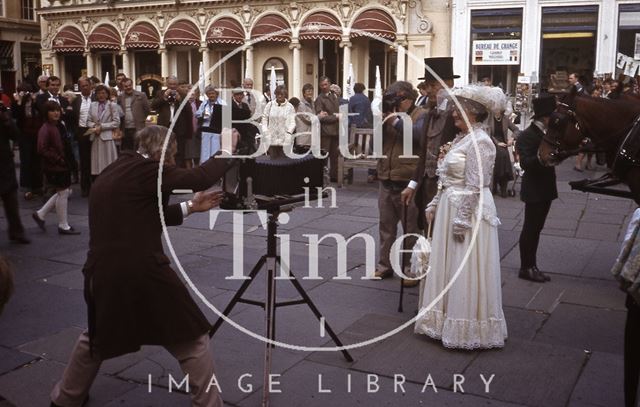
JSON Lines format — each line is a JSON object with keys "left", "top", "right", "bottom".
{"left": 470, "top": 8, "right": 522, "bottom": 95}
{"left": 540, "top": 6, "right": 598, "bottom": 91}
{"left": 617, "top": 4, "right": 640, "bottom": 78}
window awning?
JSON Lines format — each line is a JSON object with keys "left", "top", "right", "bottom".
{"left": 251, "top": 14, "right": 291, "bottom": 43}
{"left": 350, "top": 9, "right": 396, "bottom": 41}
{"left": 125, "top": 22, "right": 160, "bottom": 49}
{"left": 299, "top": 11, "right": 342, "bottom": 41}
{"left": 88, "top": 24, "right": 121, "bottom": 51}
{"left": 165, "top": 19, "right": 201, "bottom": 47}
{"left": 207, "top": 17, "right": 245, "bottom": 45}
{"left": 52, "top": 26, "right": 85, "bottom": 53}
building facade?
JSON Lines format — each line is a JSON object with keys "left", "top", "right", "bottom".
{"left": 452, "top": 0, "right": 640, "bottom": 94}
{"left": 38, "top": 0, "right": 452, "bottom": 98}
{"left": 0, "top": 0, "right": 42, "bottom": 93}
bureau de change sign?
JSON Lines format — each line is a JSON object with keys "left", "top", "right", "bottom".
{"left": 472, "top": 39, "right": 521, "bottom": 65}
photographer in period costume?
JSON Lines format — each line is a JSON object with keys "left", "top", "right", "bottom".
{"left": 516, "top": 95, "right": 557, "bottom": 283}
{"left": 401, "top": 57, "right": 459, "bottom": 231}
{"left": 49, "top": 125, "right": 237, "bottom": 407}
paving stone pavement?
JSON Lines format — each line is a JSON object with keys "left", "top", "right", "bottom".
{"left": 0, "top": 160, "right": 635, "bottom": 407}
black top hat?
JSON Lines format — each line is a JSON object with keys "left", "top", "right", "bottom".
{"left": 418, "top": 57, "right": 460, "bottom": 81}
{"left": 532, "top": 94, "right": 556, "bottom": 119}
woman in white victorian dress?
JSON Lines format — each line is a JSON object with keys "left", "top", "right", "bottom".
{"left": 414, "top": 85, "right": 508, "bottom": 350}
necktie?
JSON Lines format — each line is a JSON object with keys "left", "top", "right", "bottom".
{"left": 247, "top": 93, "right": 251, "bottom": 104}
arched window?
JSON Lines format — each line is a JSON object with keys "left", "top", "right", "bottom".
{"left": 262, "top": 57, "right": 288, "bottom": 96}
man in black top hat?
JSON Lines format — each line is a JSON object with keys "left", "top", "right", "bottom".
{"left": 516, "top": 94, "right": 557, "bottom": 283}
{"left": 401, "top": 57, "right": 459, "bottom": 232}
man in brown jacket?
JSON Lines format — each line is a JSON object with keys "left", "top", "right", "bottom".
{"left": 314, "top": 76, "right": 340, "bottom": 181}
{"left": 117, "top": 77, "right": 150, "bottom": 151}
{"left": 374, "top": 81, "right": 425, "bottom": 287}
{"left": 50, "top": 126, "right": 234, "bottom": 407}
{"left": 401, "top": 57, "right": 459, "bottom": 231}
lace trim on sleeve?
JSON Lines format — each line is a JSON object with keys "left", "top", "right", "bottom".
{"left": 453, "top": 130, "right": 496, "bottom": 230}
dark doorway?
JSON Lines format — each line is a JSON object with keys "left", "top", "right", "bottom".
{"left": 318, "top": 39, "right": 340, "bottom": 85}
{"left": 63, "top": 54, "right": 85, "bottom": 87}
{"left": 368, "top": 40, "right": 387, "bottom": 98}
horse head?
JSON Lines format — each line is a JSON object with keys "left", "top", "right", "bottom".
{"left": 538, "top": 89, "right": 585, "bottom": 166}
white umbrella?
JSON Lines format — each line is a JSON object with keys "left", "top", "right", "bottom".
{"left": 346, "top": 63, "right": 355, "bottom": 99}
{"left": 198, "top": 61, "right": 206, "bottom": 101}
{"left": 104, "top": 72, "right": 110, "bottom": 87}
{"left": 371, "top": 65, "right": 383, "bottom": 115}
{"left": 269, "top": 65, "right": 277, "bottom": 101}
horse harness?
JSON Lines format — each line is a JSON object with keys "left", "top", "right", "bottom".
{"left": 547, "top": 101, "right": 640, "bottom": 176}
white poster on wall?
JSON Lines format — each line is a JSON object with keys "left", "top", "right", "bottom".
{"left": 618, "top": 52, "right": 628, "bottom": 69}
{"left": 472, "top": 39, "right": 521, "bottom": 65}
{"left": 625, "top": 58, "right": 639, "bottom": 77}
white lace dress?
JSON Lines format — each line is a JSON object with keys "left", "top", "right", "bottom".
{"left": 414, "top": 125, "right": 508, "bottom": 349}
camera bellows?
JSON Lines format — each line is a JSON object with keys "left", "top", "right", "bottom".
{"left": 240, "top": 154, "right": 325, "bottom": 197}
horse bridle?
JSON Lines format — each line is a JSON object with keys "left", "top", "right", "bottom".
{"left": 542, "top": 101, "right": 585, "bottom": 160}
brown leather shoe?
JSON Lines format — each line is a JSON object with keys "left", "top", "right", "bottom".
{"left": 402, "top": 278, "right": 420, "bottom": 288}
{"left": 374, "top": 269, "right": 393, "bottom": 279}
{"left": 518, "top": 267, "right": 546, "bottom": 283}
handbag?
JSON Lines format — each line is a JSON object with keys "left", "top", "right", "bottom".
{"left": 109, "top": 102, "right": 123, "bottom": 141}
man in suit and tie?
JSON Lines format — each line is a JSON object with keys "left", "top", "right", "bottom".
{"left": 35, "top": 76, "right": 70, "bottom": 118}
{"left": 71, "top": 77, "right": 95, "bottom": 196}
{"left": 516, "top": 94, "right": 557, "bottom": 283}
{"left": 401, "top": 57, "right": 459, "bottom": 231}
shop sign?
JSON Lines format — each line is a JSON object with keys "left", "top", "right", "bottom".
{"left": 472, "top": 39, "right": 521, "bottom": 65}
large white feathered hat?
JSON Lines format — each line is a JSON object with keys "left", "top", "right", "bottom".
{"left": 451, "top": 85, "right": 507, "bottom": 117}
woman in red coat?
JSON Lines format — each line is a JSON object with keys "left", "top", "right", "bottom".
{"left": 33, "top": 101, "right": 80, "bottom": 235}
